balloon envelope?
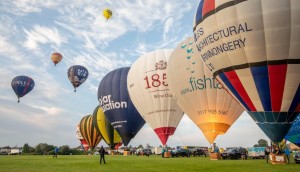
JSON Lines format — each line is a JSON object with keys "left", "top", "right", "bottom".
{"left": 51, "top": 52, "right": 62, "bottom": 66}
{"left": 92, "top": 106, "right": 122, "bottom": 149}
{"left": 285, "top": 114, "right": 300, "bottom": 146}
{"left": 79, "top": 115, "right": 101, "bottom": 149}
{"left": 193, "top": 0, "right": 300, "bottom": 142}
{"left": 98, "top": 67, "right": 145, "bottom": 146}
{"left": 76, "top": 125, "right": 90, "bottom": 151}
{"left": 127, "top": 49, "right": 184, "bottom": 145}
{"left": 103, "top": 8, "right": 112, "bottom": 20}
{"left": 11, "top": 75, "right": 35, "bottom": 103}
{"left": 67, "top": 65, "right": 88, "bottom": 92}
{"left": 167, "top": 37, "right": 244, "bottom": 144}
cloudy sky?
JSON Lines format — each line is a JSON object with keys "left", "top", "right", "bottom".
{"left": 0, "top": 0, "right": 269, "bottom": 149}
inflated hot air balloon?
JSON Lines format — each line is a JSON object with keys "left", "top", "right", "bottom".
{"left": 51, "top": 52, "right": 62, "bottom": 66}
{"left": 193, "top": 0, "right": 300, "bottom": 142}
{"left": 127, "top": 49, "right": 184, "bottom": 146}
{"left": 103, "top": 8, "right": 112, "bottom": 20}
{"left": 285, "top": 114, "right": 300, "bottom": 146}
{"left": 98, "top": 67, "right": 145, "bottom": 146}
{"left": 167, "top": 37, "right": 244, "bottom": 144}
{"left": 67, "top": 65, "right": 88, "bottom": 92}
{"left": 76, "top": 125, "right": 90, "bottom": 151}
{"left": 79, "top": 115, "right": 101, "bottom": 150}
{"left": 11, "top": 75, "right": 35, "bottom": 103}
{"left": 92, "top": 106, "right": 122, "bottom": 149}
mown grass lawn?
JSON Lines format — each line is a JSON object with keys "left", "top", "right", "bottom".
{"left": 0, "top": 155, "right": 298, "bottom": 172}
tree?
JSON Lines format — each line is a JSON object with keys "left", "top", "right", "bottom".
{"left": 253, "top": 139, "right": 268, "bottom": 147}
{"left": 59, "top": 145, "right": 71, "bottom": 155}
{"left": 23, "top": 143, "right": 30, "bottom": 153}
{"left": 35, "top": 143, "right": 55, "bottom": 155}
{"left": 137, "top": 144, "right": 143, "bottom": 149}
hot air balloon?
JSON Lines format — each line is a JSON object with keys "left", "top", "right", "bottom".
{"left": 92, "top": 106, "right": 122, "bottom": 149}
{"left": 127, "top": 49, "right": 184, "bottom": 146}
{"left": 11, "top": 75, "right": 35, "bottom": 103}
{"left": 167, "top": 37, "right": 244, "bottom": 144}
{"left": 67, "top": 65, "right": 88, "bottom": 92}
{"left": 285, "top": 114, "right": 300, "bottom": 146}
{"left": 103, "top": 8, "right": 112, "bottom": 20}
{"left": 76, "top": 125, "right": 90, "bottom": 151}
{"left": 98, "top": 67, "right": 145, "bottom": 146}
{"left": 79, "top": 115, "right": 101, "bottom": 150}
{"left": 193, "top": 0, "right": 300, "bottom": 142}
{"left": 51, "top": 52, "right": 62, "bottom": 66}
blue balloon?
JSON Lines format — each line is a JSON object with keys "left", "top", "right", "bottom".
{"left": 285, "top": 114, "right": 300, "bottom": 146}
{"left": 98, "top": 67, "right": 145, "bottom": 146}
{"left": 11, "top": 75, "right": 35, "bottom": 103}
{"left": 67, "top": 65, "right": 89, "bottom": 92}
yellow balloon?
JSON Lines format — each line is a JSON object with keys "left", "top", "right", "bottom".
{"left": 103, "top": 8, "right": 112, "bottom": 20}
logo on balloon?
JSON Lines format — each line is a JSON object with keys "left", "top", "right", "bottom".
{"left": 99, "top": 95, "right": 127, "bottom": 112}
{"left": 155, "top": 60, "right": 167, "bottom": 70}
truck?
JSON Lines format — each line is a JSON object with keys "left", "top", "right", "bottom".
{"left": 247, "top": 147, "right": 265, "bottom": 159}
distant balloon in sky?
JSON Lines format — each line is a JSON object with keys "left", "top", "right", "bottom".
{"left": 79, "top": 115, "right": 101, "bottom": 150}
{"left": 67, "top": 65, "right": 88, "bottom": 92}
{"left": 193, "top": 0, "right": 300, "bottom": 142}
{"left": 103, "top": 8, "right": 112, "bottom": 20}
{"left": 285, "top": 114, "right": 300, "bottom": 147}
{"left": 92, "top": 106, "right": 122, "bottom": 150}
{"left": 167, "top": 37, "right": 244, "bottom": 144}
{"left": 11, "top": 75, "right": 35, "bottom": 103}
{"left": 127, "top": 49, "right": 184, "bottom": 146}
{"left": 76, "top": 125, "right": 90, "bottom": 151}
{"left": 98, "top": 67, "right": 145, "bottom": 146}
{"left": 51, "top": 52, "right": 62, "bottom": 66}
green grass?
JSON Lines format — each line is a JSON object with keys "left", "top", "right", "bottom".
{"left": 0, "top": 155, "right": 298, "bottom": 172}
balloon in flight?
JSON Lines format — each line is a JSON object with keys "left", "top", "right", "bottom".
{"left": 51, "top": 52, "right": 62, "bottom": 66}
{"left": 67, "top": 65, "right": 88, "bottom": 92}
{"left": 167, "top": 37, "right": 244, "bottom": 144}
{"left": 103, "top": 8, "right": 112, "bottom": 20}
{"left": 193, "top": 0, "right": 300, "bottom": 142}
{"left": 11, "top": 75, "right": 35, "bottom": 103}
{"left": 127, "top": 49, "right": 184, "bottom": 146}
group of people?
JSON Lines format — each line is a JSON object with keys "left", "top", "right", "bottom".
{"left": 264, "top": 144, "right": 291, "bottom": 164}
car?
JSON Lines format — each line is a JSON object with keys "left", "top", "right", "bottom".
{"left": 294, "top": 151, "right": 300, "bottom": 164}
{"left": 0, "top": 151, "right": 8, "bottom": 155}
{"left": 171, "top": 148, "right": 191, "bottom": 157}
{"left": 136, "top": 149, "right": 152, "bottom": 156}
{"left": 221, "top": 147, "right": 248, "bottom": 160}
{"left": 191, "top": 148, "right": 207, "bottom": 157}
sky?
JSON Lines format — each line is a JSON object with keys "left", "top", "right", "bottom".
{"left": 0, "top": 0, "right": 269, "bottom": 149}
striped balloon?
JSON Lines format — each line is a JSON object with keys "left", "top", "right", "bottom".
{"left": 76, "top": 125, "right": 90, "bottom": 151}
{"left": 285, "top": 114, "right": 300, "bottom": 146}
{"left": 92, "top": 106, "right": 122, "bottom": 150}
{"left": 79, "top": 115, "right": 101, "bottom": 149}
{"left": 193, "top": 0, "right": 300, "bottom": 142}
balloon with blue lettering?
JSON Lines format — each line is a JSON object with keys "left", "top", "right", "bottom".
{"left": 98, "top": 67, "right": 145, "bottom": 146}
{"left": 285, "top": 114, "right": 300, "bottom": 147}
{"left": 11, "top": 75, "right": 35, "bottom": 103}
{"left": 127, "top": 49, "right": 184, "bottom": 146}
{"left": 193, "top": 0, "right": 300, "bottom": 142}
{"left": 67, "top": 65, "right": 89, "bottom": 92}
{"left": 167, "top": 37, "right": 244, "bottom": 144}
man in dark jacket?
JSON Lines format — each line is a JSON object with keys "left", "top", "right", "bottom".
{"left": 99, "top": 146, "right": 106, "bottom": 164}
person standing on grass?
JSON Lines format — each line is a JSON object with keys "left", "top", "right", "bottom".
{"left": 99, "top": 146, "right": 106, "bottom": 164}
{"left": 264, "top": 146, "right": 270, "bottom": 163}
{"left": 53, "top": 147, "right": 59, "bottom": 158}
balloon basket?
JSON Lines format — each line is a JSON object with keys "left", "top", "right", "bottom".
{"left": 123, "top": 151, "right": 130, "bottom": 156}
{"left": 164, "top": 152, "right": 171, "bottom": 158}
{"left": 210, "top": 153, "right": 221, "bottom": 160}
{"left": 269, "top": 153, "right": 286, "bottom": 164}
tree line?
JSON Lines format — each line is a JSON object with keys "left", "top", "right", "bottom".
{"left": 22, "top": 143, "right": 87, "bottom": 155}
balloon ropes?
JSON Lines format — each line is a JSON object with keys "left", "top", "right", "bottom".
{"left": 103, "top": 8, "right": 112, "bottom": 20}
{"left": 98, "top": 67, "right": 145, "bottom": 146}
{"left": 92, "top": 106, "right": 122, "bottom": 149}
{"left": 76, "top": 124, "right": 90, "bottom": 151}
{"left": 193, "top": 0, "right": 300, "bottom": 142}
{"left": 67, "top": 65, "right": 89, "bottom": 92}
{"left": 11, "top": 75, "right": 35, "bottom": 103}
{"left": 127, "top": 49, "right": 184, "bottom": 146}
{"left": 167, "top": 37, "right": 244, "bottom": 144}
{"left": 79, "top": 115, "right": 101, "bottom": 150}
{"left": 51, "top": 52, "right": 62, "bottom": 66}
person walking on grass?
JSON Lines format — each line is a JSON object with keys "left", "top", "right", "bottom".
{"left": 99, "top": 146, "right": 106, "bottom": 164}
{"left": 53, "top": 147, "right": 59, "bottom": 158}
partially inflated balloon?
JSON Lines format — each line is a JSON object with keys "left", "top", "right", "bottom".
{"left": 167, "top": 37, "right": 244, "bottom": 144}
{"left": 92, "top": 106, "right": 122, "bottom": 149}
{"left": 51, "top": 52, "right": 62, "bottom": 66}
{"left": 11, "top": 75, "right": 35, "bottom": 103}
{"left": 67, "top": 65, "right": 88, "bottom": 92}
{"left": 98, "top": 67, "right": 145, "bottom": 146}
{"left": 193, "top": 0, "right": 300, "bottom": 142}
{"left": 79, "top": 115, "right": 101, "bottom": 149}
{"left": 76, "top": 125, "right": 90, "bottom": 151}
{"left": 103, "top": 8, "right": 112, "bottom": 20}
{"left": 285, "top": 114, "right": 300, "bottom": 147}
{"left": 127, "top": 49, "right": 184, "bottom": 145}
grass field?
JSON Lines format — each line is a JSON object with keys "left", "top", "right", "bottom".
{"left": 0, "top": 155, "right": 298, "bottom": 172}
